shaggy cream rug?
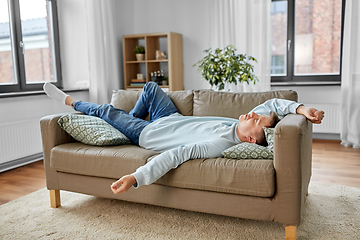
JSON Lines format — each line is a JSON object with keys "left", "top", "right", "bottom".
{"left": 0, "top": 183, "right": 359, "bottom": 239}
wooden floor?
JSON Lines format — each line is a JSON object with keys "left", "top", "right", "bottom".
{"left": 0, "top": 140, "right": 359, "bottom": 206}
{"left": 311, "top": 140, "right": 360, "bottom": 188}
{"left": 0, "top": 161, "right": 46, "bottom": 205}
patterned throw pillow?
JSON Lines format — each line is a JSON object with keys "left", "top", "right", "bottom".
{"left": 222, "top": 142, "right": 273, "bottom": 159}
{"left": 58, "top": 114, "right": 131, "bottom": 146}
{"left": 263, "top": 127, "right": 275, "bottom": 151}
{"left": 221, "top": 127, "right": 275, "bottom": 160}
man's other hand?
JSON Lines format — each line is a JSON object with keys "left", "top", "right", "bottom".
{"left": 111, "top": 175, "right": 137, "bottom": 194}
{"left": 296, "top": 105, "right": 325, "bottom": 124}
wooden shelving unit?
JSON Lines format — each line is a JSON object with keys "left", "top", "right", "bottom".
{"left": 122, "top": 32, "right": 184, "bottom": 91}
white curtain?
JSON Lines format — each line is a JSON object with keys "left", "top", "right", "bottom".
{"left": 340, "top": 0, "right": 360, "bottom": 148}
{"left": 85, "top": 0, "right": 121, "bottom": 104}
{"left": 209, "top": 0, "right": 271, "bottom": 92}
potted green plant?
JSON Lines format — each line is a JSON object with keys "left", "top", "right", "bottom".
{"left": 134, "top": 46, "right": 145, "bottom": 61}
{"left": 193, "top": 45, "right": 258, "bottom": 90}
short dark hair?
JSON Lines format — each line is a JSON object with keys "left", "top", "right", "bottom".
{"left": 269, "top": 111, "right": 280, "bottom": 128}
{"left": 256, "top": 111, "right": 280, "bottom": 146}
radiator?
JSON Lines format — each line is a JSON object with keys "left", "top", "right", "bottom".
{"left": 306, "top": 103, "right": 340, "bottom": 134}
{"left": 0, "top": 119, "right": 42, "bottom": 164}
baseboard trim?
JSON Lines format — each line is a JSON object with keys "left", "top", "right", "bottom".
{"left": 313, "top": 139, "right": 341, "bottom": 144}
{"left": 0, "top": 153, "right": 43, "bottom": 173}
{"left": 313, "top": 133, "right": 340, "bottom": 141}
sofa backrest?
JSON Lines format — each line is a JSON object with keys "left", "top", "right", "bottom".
{"left": 193, "top": 90, "right": 298, "bottom": 119}
{"left": 111, "top": 90, "right": 142, "bottom": 113}
{"left": 110, "top": 90, "right": 194, "bottom": 116}
{"left": 110, "top": 89, "right": 298, "bottom": 119}
{"left": 166, "top": 90, "right": 194, "bottom": 116}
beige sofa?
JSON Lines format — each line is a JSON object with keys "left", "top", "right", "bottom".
{"left": 40, "top": 89, "right": 312, "bottom": 239}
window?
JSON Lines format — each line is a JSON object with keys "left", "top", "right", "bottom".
{"left": 271, "top": 0, "right": 345, "bottom": 85}
{"left": 271, "top": 55, "right": 286, "bottom": 74}
{"left": 0, "top": 0, "right": 61, "bottom": 94}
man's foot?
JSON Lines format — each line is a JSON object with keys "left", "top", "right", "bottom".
{"left": 43, "top": 82, "right": 68, "bottom": 104}
{"left": 43, "top": 82, "right": 77, "bottom": 106}
{"left": 43, "top": 82, "right": 69, "bottom": 104}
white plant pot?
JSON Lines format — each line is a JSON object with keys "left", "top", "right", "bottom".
{"left": 136, "top": 54, "right": 144, "bottom": 61}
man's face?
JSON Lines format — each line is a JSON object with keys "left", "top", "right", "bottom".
{"left": 238, "top": 112, "right": 272, "bottom": 142}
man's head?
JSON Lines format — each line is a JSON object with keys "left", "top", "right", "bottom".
{"left": 237, "top": 111, "right": 280, "bottom": 146}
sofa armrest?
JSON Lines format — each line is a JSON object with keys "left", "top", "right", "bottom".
{"left": 273, "top": 114, "right": 312, "bottom": 226}
{"left": 40, "top": 112, "right": 81, "bottom": 189}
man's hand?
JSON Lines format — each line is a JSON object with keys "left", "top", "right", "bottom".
{"left": 111, "top": 175, "right": 137, "bottom": 194}
{"left": 296, "top": 105, "right": 325, "bottom": 124}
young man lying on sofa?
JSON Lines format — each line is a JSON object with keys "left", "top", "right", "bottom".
{"left": 43, "top": 82, "right": 324, "bottom": 195}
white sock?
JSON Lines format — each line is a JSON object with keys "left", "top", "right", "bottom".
{"left": 43, "top": 82, "right": 68, "bottom": 104}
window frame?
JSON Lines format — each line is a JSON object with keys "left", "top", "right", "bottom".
{"left": 0, "top": 0, "right": 62, "bottom": 94}
{"left": 271, "top": 0, "right": 346, "bottom": 86}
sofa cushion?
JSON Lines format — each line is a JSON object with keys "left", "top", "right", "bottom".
{"left": 154, "top": 157, "right": 275, "bottom": 197}
{"left": 58, "top": 114, "right": 131, "bottom": 146}
{"left": 110, "top": 90, "right": 141, "bottom": 113}
{"left": 111, "top": 89, "right": 194, "bottom": 116}
{"left": 193, "top": 90, "right": 298, "bottom": 119}
{"left": 50, "top": 143, "right": 159, "bottom": 179}
{"left": 51, "top": 143, "right": 275, "bottom": 197}
{"left": 166, "top": 90, "right": 194, "bottom": 116}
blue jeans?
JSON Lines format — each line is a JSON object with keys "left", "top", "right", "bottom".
{"left": 73, "top": 82, "right": 179, "bottom": 145}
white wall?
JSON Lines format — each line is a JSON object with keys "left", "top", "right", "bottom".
{"left": 272, "top": 85, "right": 341, "bottom": 105}
{"left": 116, "top": 0, "right": 211, "bottom": 90}
{"left": 0, "top": 92, "right": 89, "bottom": 124}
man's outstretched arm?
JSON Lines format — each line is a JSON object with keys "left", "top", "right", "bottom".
{"left": 251, "top": 98, "right": 324, "bottom": 124}
{"left": 296, "top": 105, "right": 325, "bottom": 124}
{"left": 111, "top": 175, "right": 137, "bottom": 194}
{"left": 110, "top": 140, "right": 227, "bottom": 194}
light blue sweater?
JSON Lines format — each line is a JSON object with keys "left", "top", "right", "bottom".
{"left": 132, "top": 98, "right": 301, "bottom": 188}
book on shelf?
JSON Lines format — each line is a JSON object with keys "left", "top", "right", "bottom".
{"left": 129, "top": 79, "right": 146, "bottom": 87}
{"left": 130, "top": 82, "right": 145, "bottom": 87}
{"left": 131, "top": 79, "right": 146, "bottom": 83}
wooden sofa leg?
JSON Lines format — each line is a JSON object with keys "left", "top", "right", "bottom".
{"left": 50, "top": 190, "right": 61, "bottom": 208}
{"left": 285, "top": 226, "right": 296, "bottom": 240}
